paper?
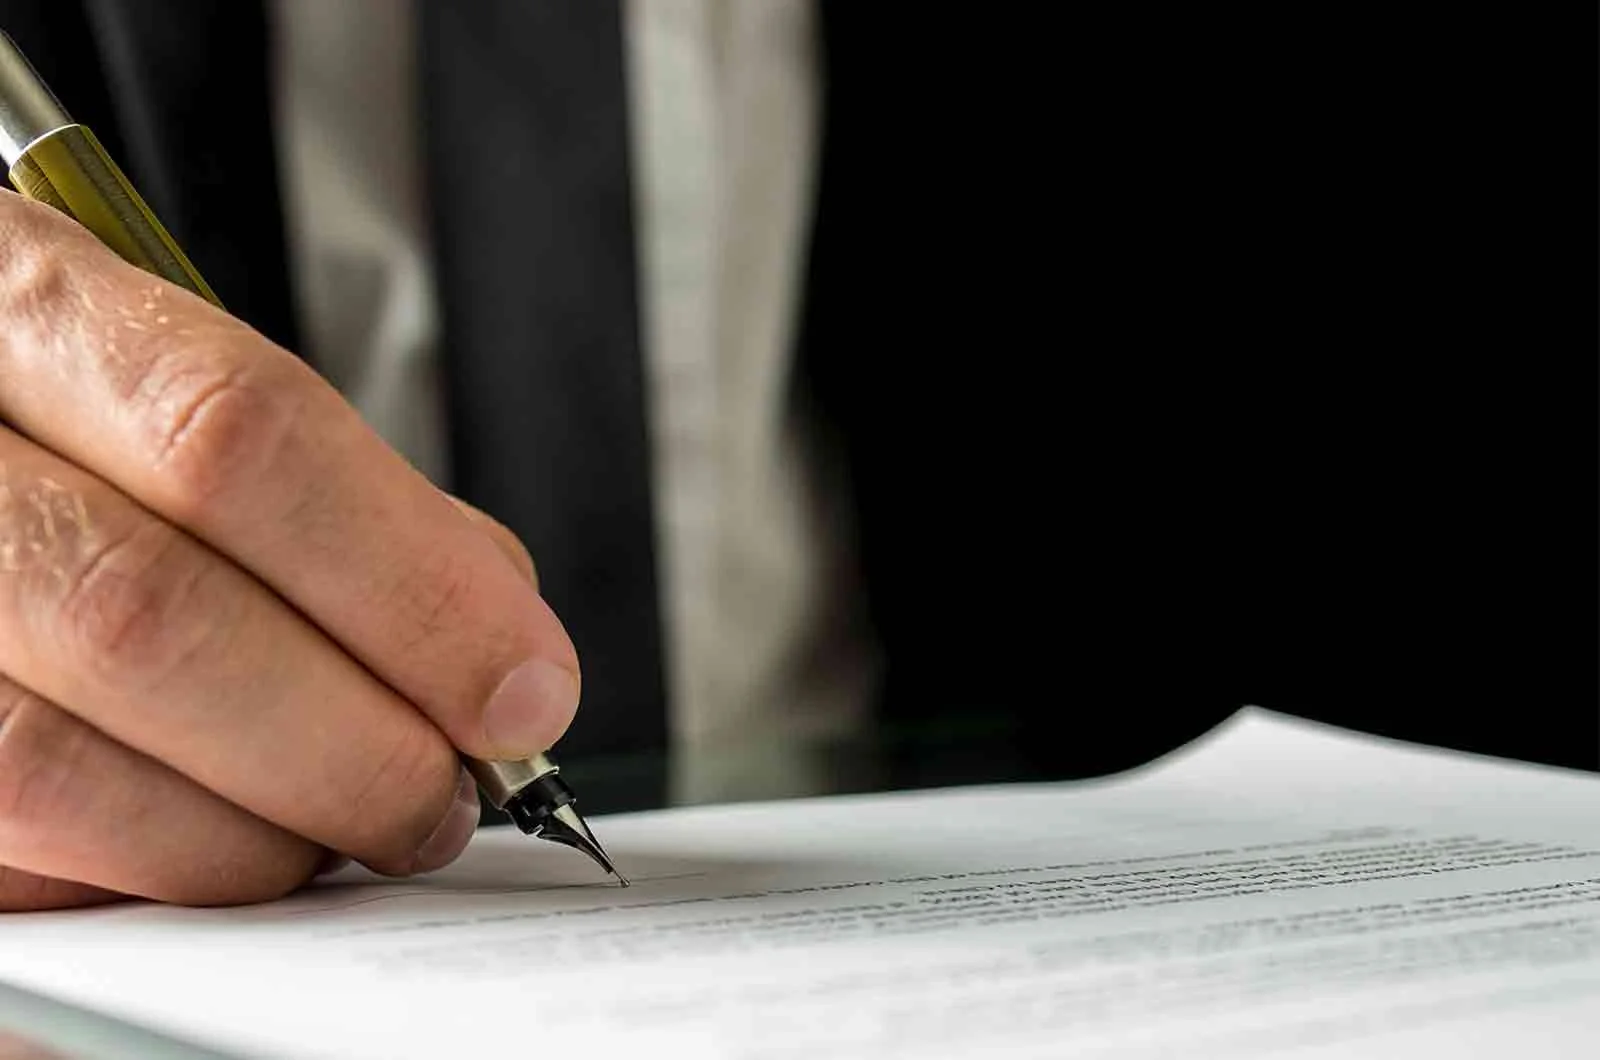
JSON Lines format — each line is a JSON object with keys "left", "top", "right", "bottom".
{"left": 1, "top": 708, "right": 1597, "bottom": 1058}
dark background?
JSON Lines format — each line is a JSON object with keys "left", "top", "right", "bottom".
{"left": 798, "top": 4, "right": 1597, "bottom": 781}
{"left": 534, "top": 5, "right": 1600, "bottom": 814}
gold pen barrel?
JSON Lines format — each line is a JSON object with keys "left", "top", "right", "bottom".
{"left": 0, "top": 31, "right": 221, "bottom": 307}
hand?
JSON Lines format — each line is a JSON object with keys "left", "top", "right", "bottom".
{"left": 0, "top": 190, "right": 581, "bottom": 909}
{"left": 0, "top": 1030, "right": 67, "bottom": 1060}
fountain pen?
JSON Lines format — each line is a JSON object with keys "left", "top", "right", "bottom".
{"left": 0, "top": 30, "right": 626, "bottom": 886}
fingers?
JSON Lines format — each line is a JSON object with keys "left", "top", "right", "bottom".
{"left": 449, "top": 495, "right": 538, "bottom": 589}
{"left": 0, "top": 1029, "right": 72, "bottom": 1059}
{"left": 0, "top": 191, "right": 578, "bottom": 763}
{"left": 0, "top": 674, "right": 320, "bottom": 906}
{"left": 0, "top": 422, "right": 475, "bottom": 876}
{"left": 0, "top": 866, "right": 119, "bottom": 912}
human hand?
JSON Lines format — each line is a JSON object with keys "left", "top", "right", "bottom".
{"left": 0, "top": 190, "right": 580, "bottom": 909}
{"left": 0, "top": 1029, "right": 66, "bottom": 1060}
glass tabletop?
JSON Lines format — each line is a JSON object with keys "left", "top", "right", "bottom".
{"left": 487, "top": 702, "right": 1236, "bottom": 824}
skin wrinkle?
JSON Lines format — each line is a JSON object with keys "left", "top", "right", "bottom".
{"left": 54, "top": 521, "right": 227, "bottom": 703}
{"left": 0, "top": 670, "right": 319, "bottom": 907}
{"left": 64, "top": 275, "right": 307, "bottom": 511}
{"left": 1, "top": 235, "right": 287, "bottom": 501}
{"left": 0, "top": 199, "right": 202, "bottom": 432}
{"left": 0, "top": 202, "right": 106, "bottom": 396}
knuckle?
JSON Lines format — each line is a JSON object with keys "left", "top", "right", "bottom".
{"left": 0, "top": 236, "right": 73, "bottom": 326}
{"left": 139, "top": 355, "right": 305, "bottom": 524}
{"left": 54, "top": 521, "right": 222, "bottom": 692}
{"left": 343, "top": 723, "right": 459, "bottom": 870}
{"left": 0, "top": 195, "right": 106, "bottom": 323}
{"left": 0, "top": 690, "right": 90, "bottom": 834}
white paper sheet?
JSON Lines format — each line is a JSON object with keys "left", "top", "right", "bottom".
{"left": 0, "top": 708, "right": 1597, "bottom": 1059}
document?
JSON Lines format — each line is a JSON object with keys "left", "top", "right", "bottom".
{"left": 0, "top": 708, "right": 1597, "bottom": 1058}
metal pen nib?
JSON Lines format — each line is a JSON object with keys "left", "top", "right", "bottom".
{"left": 534, "top": 804, "right": 629, "bottom": 886}
{"left": 466, "top": 753, "right": 629, "bottom": 886}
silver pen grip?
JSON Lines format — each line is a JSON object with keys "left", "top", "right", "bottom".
{"left": 465, "top": 752, "right": 559, "bottom": 809}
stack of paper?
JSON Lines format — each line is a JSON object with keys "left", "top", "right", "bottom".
{"left": 1, "top": 708, "right": 1596, "bottom": 1057}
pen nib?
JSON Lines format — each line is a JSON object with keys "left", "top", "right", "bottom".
{"left": 538, "top": 803, "right": 630, "bottom": 886}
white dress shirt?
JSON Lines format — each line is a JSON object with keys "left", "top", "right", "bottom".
{"left": 269, "top": 0, "right": 878, "bottom": 798}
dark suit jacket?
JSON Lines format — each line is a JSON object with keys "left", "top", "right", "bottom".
{"left": 3, "top": 2, "right": 1594, "bottom": 776}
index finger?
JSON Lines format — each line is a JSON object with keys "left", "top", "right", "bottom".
{"left": 0, "top": 190, "right": 580, "bottom": 761}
